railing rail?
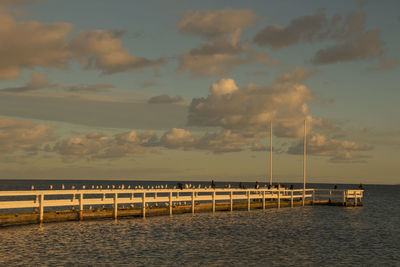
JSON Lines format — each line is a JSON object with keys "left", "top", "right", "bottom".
{"left": 0, "top": 188, "right": 363, "bottom": 222}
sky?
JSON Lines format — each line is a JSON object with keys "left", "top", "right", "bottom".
{"left": 0, "top": 0, "right": 399, "bottom": 184}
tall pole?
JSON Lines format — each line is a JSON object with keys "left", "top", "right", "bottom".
{"left": 303, "top": 119, "right": 306, "bottom": 206}
{"left": 270, "top": 121, "right": 273, "bottom": 186}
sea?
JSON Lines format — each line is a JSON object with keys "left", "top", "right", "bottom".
{"left": 0, "top": 180, "right": 399, "bottom": 266}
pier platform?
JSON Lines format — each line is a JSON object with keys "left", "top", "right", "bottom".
{"left": 0, "top": 187, "right": 363, "bottom": 227}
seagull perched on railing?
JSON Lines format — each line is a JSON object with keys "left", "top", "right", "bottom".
{"left": 49, "top": 185, "right": 53, "bottom": 190}
{"left": 31, "top": 185, "right": 34, "bottom": 190}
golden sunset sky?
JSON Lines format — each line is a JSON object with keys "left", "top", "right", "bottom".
{"left": 0, "top": 0, "right": 399, "bottom": 184}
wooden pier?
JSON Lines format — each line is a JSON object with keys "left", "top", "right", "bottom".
{"left": 0, "top": 187, "right": 363, "bottom": 226}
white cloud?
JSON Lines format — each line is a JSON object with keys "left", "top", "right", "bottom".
{"left": 177, "top": 8, "right": 275, "bottom": 76}
{"left": 1, "top": 72, "right": 52, "bottom": 92}
{"left": 70, "top": 30, "right": 166, "bottom": 74}
{"left": 188, "top": 67, "right": 315, "bottom": 137}
{"left": 0, "top": 9, "right": 166, "bottom": 80}
{"left": 0, "top": 117, "right": 55, "bottom": 157}
{"left": 147, "top": 94, "right": 184, "bottom": 104}
{"left": 178, "top": 9, "right": 257, "bottom": 40}
{"left": 287, "top": 133, "right": 373, "bottom": 163}
{"left": 50, "top": 130, "right": 157, "bottom": 162}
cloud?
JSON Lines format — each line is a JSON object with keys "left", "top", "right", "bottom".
{"left": 147, "top": 94, "right": 184, "bottom": 104}
{"left": 254, "top": 8, "right": 388, "bottom": 67}
{"left": 50, "top": 130, "right": 157, "bottom": 162}
{"left": 177, "top": 31, "right": 250, "bottom": 76}
{"left": 178, "top": 9, "right": 257, "bottom": 40}
{"left": 246, "top": 70, "right": 269, "bottom": 76}
{"left": 366, "top": 57, "right": 399, "bottom": 72}
{"left": 177, "top": 8, "right": 274, "bottom": 76}
{"left": 0, "top": 11, "right": 72, "bottom": 79}
{"left": 0, "top": 116, "right": 55, "bottom": 156}
{"left": 158, "top": 128, "right": 259, "bottom": 153}
{"left": 65, "top": 83, "right": 114, "bottom": 92}
{"left": 0, "top": 9, "right": 166, "bottom": 80}
{"left": 139, "top": 81, "right": 159, "bottom": 88}
{"left": 48, "top": 127, "right": 264, "bottom": 161}
{"left": 313, "top": 29, "right": 384, "bottom": 64}
{"left": 329, "top": 152, "right": 370, "bottom": 164}
{"left": 159, "top": 128, "right": 195, "bottom": 149}
{"left": 330, "top": 10, "right": 366, "bottom": 40}
{"left": 70, "top": 30, "right": 166, "bottom": 74}
{"left": 253, "top": 9, "right": 367, "bottom": 49}
{"left": 287, "top": 133, "right": 373, "bottom": 163}
{"left": 253, "top": 9, "right": 327, "bottom": 49}
{"left": 1, "top": 72, "right": 115, "bottom": 93}
{"left": 188, "top": 67, "right": 316, "bottom": 137}
{"left": 1, "top": 72, "right": 52, "bottom": 92}
{"left": 0, "top": 93, "right": 189, "bottom": 130}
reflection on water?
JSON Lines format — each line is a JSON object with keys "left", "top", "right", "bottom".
{"left": 0, "top": 185, "right": 399, "bottom": 266}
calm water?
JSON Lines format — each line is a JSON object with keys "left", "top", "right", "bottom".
{"left": 0, "top": 181, "right": 399, "bottom": 266}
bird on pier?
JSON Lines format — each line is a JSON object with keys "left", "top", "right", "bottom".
{"left": 72, "top": 186, "right": 75, "bottom": 190}
{"left": 122, "top": 185, "right": 124, "bottom": 189}
{"left": 62, "top": 184, "right": 65, "bottom": 190}
{"left": 31, "top": 185, "right": 34, "bottom": 190}
{"left": 91, "top": 185, "right": 94, "bottom": 189}
{"left": 127, "top": 185, "right": 131, "bottom": 189}
{"left": 100, "top": 185, "right": 102, "bottom": 189}
{"left": 82, "top": 185, "right": 86, "bottom": 189}
{"left": 49, "top": 185, "right": 53, "bottom": 190}
{"left": 112, "top": 185, "right": 115, "bottom": 189}
{"left": 107, "top": 185, "right": 110, "bottom": 189}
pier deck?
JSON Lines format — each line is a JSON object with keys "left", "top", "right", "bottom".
{"left": 0, "top": 187, "right": 363, "bottom": 227}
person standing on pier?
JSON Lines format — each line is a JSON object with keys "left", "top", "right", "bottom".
{"left": 211, "top": 180, "right": 216, "bottom": 189}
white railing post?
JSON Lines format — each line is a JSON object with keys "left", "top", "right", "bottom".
{"left": 230, "top": 191, "right": 233, "bottom": 212}
{"left": 277, "top": 188, "right": 280, "bottom": 209}
{"left": 354, "top": 191, "right": 358, "bottom": 207}
{"left": 291, "top": 190, "right": 294, "bottom": 208}
{"left": 39, "top": 194, "right": 44, "bottom": 223}
{"left": 142, "top": 192, "right": 146, "bottom": 218}
{"left": 114, "top": 193, "right": 118, "bottom": 219}
{"left": 191, "top": 191, "right": 195, "bottom": 214}
{"left": 262, "top": 191, "right": 265, "bottom": 210}
{"left": 79, "top": 193, "right": 84, "bottom": 221}
{"left": 212, "top": 191, "right": 216, "bottom": 213}
{"left": 169, "top": 191, "right": 172, "bottom": 215}
{"left": 247, "top": 191, "right": 250, "bottom": 211}
{"left": 312, "top": 190, "right": 315, "bottom": 206}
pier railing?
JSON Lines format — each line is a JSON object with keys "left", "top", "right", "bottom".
{"left": 0, "top": 188, "right": 363, "bottom": 222}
